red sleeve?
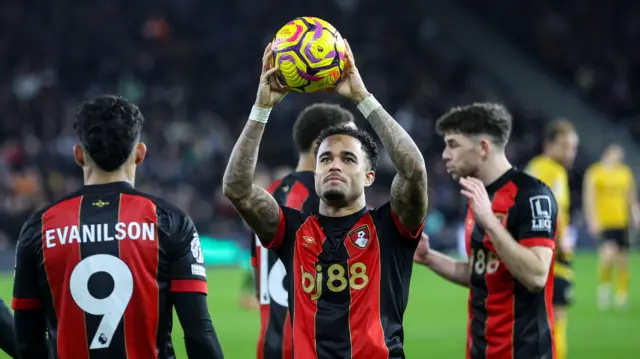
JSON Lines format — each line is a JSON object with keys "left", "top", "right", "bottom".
{"left": 390, "top": 207, "right": 425, "bottom": 240}
{"left": 519, "top": 237, "right": 556, "bottom": 250}
{"left": 265, "top": 207, "right": 286, "bottom": 250}
{"left": 170, "top": 279, "right": 208, "bottom": 294}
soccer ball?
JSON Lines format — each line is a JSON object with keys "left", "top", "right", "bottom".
{"left": 272, "top": 17, "right": 346, "bottom": 93}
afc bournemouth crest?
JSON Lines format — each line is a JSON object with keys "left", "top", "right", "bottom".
{"left": 348, "top": 225, "right": 370, "bottom": 249}
{"left": 495, "top": 213, "right": 506, "bottom": 224}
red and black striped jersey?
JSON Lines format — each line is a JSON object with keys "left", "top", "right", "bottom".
{"left": 250, "top": 171, "right": 317, "bottom": 359}
{"left": 262, "top": 201, "right": 424, "bottom": 359}
{"left": 12, "top": 181, "right": 222, "bottom": 359}
{"left": 465, "top": 168, "right": 558, "bottom": 359}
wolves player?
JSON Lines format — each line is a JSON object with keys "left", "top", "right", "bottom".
{"left": 414, "top": 103, "right": 557, "bottom": 359}
{"left": 251, "top": 103, "right": 355, "bottom": 359}
{"left": 584, "top": 143, "right": 640, "bottom": 309}
{"left": 12, "top": 95, "right": 223, "bottom": 359}
{"left": 526, "top": 120, "right": 578, "bottom": 359}
{"left": 0, "top": 298, "right": 17, "bottom": 358}
{"left": 224, "top": 41, "right": 428, "bottom": 358}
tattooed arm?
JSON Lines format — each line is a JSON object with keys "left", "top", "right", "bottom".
{"left": 222, "top": 43, "right": 289, "bottom": 245}
{"left": 333, "top": 40, "right": 428, "bottom": 232}
{"left": 222, "top": 120, "right": 281, "bottom": 244}
{"left": 365, "top": 104, "right": 429, "bottom": 231}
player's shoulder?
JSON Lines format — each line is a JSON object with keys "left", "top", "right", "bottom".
{"left": 130, "top": 190, "right": 194, "bottom": 235}
{"left": 18, "top": 191, "right": 83, "bottom": 245}
{"left": 512, "top": 169, "right": 556, "bottom": 199}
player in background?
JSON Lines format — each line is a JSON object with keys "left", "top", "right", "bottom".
{"left": 223, "top": 42, "right": 428, "bottom": 358}
{"left": 250, "top": 103, "right": 356, "bottom": 359}
{"left": 12, "top": 95, "right": 224, "bottom": 359}
{"left": 525, "top": 119, "right": 578, "bottom": 359}
{"left": 414, "top": 103, "right": 557, "bottom": 359}
{"left": 239, "top": 168, "right": 272, "bottom": 312}
{"left": 0, "top": 298, "right": 18, "bottom": 358}
{"left": 583, "top": 143, "right": 640, "bottom": 310}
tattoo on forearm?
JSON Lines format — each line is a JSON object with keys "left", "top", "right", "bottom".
{"left": 366, "top": 107, "right": 428, "bottom": 228}
{"left": 222, "top": 120, "right": 281, "bottom": 242}
{"left": 236, "top": 186, "right": 281, "bottom": 241}
{"left": 366, "top": 107, "right": 425, "bottom": 179}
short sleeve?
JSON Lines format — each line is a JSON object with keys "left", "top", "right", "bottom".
{"left": 389, "top": 206, "right": 425, "bottom": 240}
{"left": 513, "top": 186, "right": 558, "bottom": 250}
{"left": 12, "top": 215, "right": 43, "bottom": 310}
{"left": 261, "top": 206, "right": 307, "bottom": 252}
{"left": 169, "top": 214, "right": 208, "bottom": 295}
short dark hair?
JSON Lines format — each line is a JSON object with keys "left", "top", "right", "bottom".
{"left": 314, "top": 126, "right": 379, "bottom": 171}
{"left": 74, "top": 95, "right": 145, "bottom": 172}
{"left": 293, "top": 103, "right": 355, "bottom": 153}
{"left": 435, "top": 102, "right": 512, "bottom": 145}
{"left": 544, "top": 119, "right": 575, "bottom": 143}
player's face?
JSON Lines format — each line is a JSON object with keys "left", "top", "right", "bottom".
{"left": 550, "top": 132, "right": 579, "bottom": 168}
{"left": 442, "top": 133, "right": 484, "bottom": 181}
{"left": 604, "top": 144, "right": 624, "bottom": 164}
{"left": 315, "top": 135, "right": 375, "bottom": 205}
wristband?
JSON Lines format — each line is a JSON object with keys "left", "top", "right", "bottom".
{"left": 356, "top": 94, "right": 381, "bottom": 118}
{"left": 249, "top": 105, "right": 272, "bottom": 123}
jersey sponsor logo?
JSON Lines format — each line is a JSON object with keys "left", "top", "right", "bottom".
{"left": 302, "top": 262, "right": 369, "bottom": 300}
{"left": 191, "top": 264, "right": 206, "bottom": 277}
{"left": 529, "top": 195, "right": 552, "bottom": 231}
{"left": 44, "top": 222, "right": 156, "bottom": 248}
{"left": 191, "top": 232, "right": 204, "bottom": 264}
{"left": 348, "top": 225, "right": 370, "bottom": 249}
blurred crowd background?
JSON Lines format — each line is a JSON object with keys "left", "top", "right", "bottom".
{"left": 1, "top": 0, "right": 638, "bottom": 255}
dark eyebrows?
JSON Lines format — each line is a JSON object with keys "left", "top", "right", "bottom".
{"left": 318, "top": 150, "right": 359, "bottom": 160}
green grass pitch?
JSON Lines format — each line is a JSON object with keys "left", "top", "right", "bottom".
{"left": 0, "top": 252, "right": 639, "bottom": 358}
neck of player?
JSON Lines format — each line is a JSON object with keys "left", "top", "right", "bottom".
{"left": 84, "top": 166, "right": 135, "bottom": 187}
{"left": 295, "top": 153, "right": 316, "bottom": 172}
{"left": 319, "top": 195, "right": 366, "bottom": 217}
{"left": 476, "top": 154, "right": 512, "bottom": 186}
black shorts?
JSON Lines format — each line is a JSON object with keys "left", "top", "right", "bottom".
{"left": 600, "top": 229, "right": 629, "bottom": 250}
{"left": 553, "top": 276, "right": 573, "bottom": 306}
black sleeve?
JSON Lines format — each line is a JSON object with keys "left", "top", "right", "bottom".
{"left": 512, "top": 185, "right": 558, "bottom": 250}
{"left": 0, "top": 298, "right": 18, "bottom": 359}
{"left": 172, "top": 292, "right": 224, "bottom": 359}
{"left": 12, "top": 215, "right": 43, "bottom": 308}
{"left": 168, "top": 213, "right": 208, "bottom": 295}
{"left": 13, "top": 310, "right": 47, "bottom": 359}
{"left": 12, "top": 215, "right": 48, "bottom": 359}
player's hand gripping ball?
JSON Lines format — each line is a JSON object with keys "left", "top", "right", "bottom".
{"left": 271, "top": 17, "right": 346, "bottom": 93}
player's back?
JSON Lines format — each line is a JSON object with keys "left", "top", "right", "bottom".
{"left": 14, "top": 182, "right": 209, "bottom": 359}
{"left": 585, "top": 162, "right": 633, "bottom": 229}
{"left": 252, "top": 171, "right": 317, "bottom": 359}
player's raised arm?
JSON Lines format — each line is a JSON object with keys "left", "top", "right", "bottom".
{"left": 12, "top": 215, "right": 48, "bottom": 359}
{"left": 331, "top": 40, "right": 428, "bottom": 232}
{"left": 222, "top": 43, "right": 289, "bottom": 245}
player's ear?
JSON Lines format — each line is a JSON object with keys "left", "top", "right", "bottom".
{"left": 134, "top": 142, "right": 147, "bottom": 165}
{"left": 479, "top": 138, "right": 491, "bottom": 159}
{"left": 73, "top": 144, "right": 85, "bottom": 168}
{"left": 364, "top": 170, "right": 375, "bottom": 187}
